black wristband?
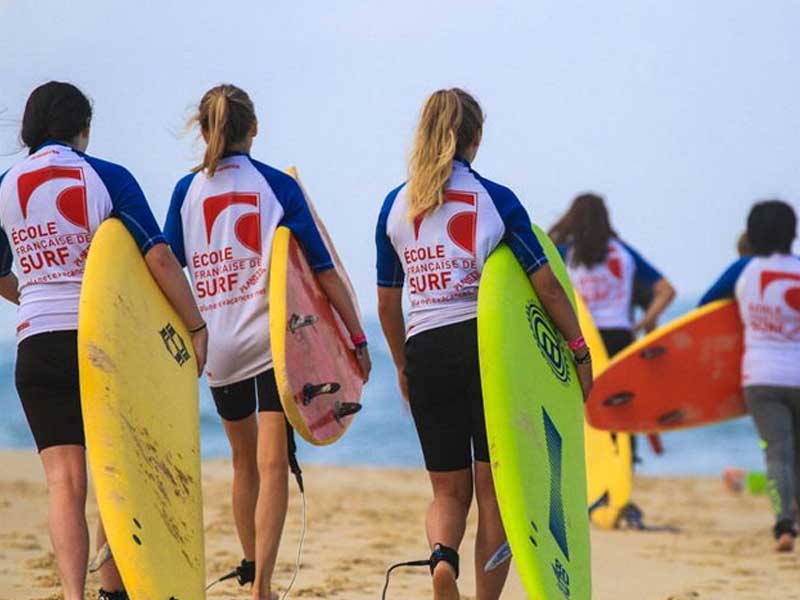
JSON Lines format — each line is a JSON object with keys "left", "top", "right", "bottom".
{"left": 188, "top": 321, "right": 207, "bottom": 334}
{"left": 574, "top": 349, "right": 591, "bottom": 364}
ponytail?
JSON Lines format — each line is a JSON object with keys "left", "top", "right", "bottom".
{"left": 407, "top": 88, "right": 483, "bottom": 222}
{"left": 190, "top": 84, "right": 256, "bottom": 177}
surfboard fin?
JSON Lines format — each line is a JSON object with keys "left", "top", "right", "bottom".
{"left": 288, "top": 313, "right": 318, "bottom": 333}
{"left": 88, "top": 542, "right": 112, "bottom": 573}
{"left": 484, "top": 541, "right": 512, "bottom": 572}
{"left": 302, "top": 382, "right": 341, "bottom": 405}
{"left": 333, "top": 401, "right": 362, "bottom": 425}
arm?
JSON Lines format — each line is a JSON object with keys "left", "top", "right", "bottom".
{"left": 377, "top": 286, "right": 408, "bottom": 401}
{"left": 530, "top": 265, "right": 593, "bottom": 400}
{"left": 634, "top": 277, "right": 676, "bottom": 333}
{"left": 317, "top": 269, "right": 371, "bottom": 381}
{"left": 144, "top": 243, "right": 207, "bottom": 374}
{"left": 0, "top": 273, "right": 19, "bottom": 305}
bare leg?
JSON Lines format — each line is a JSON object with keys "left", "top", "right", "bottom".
{"left": 427, "top": 468, "right": 473, "bottom": 600}
{"left": 223, "top": 414, "right": 260, "bottom": 561}
{"left": 473, "top": 461, "right": 509, "bottom": 600}
{"left": 252, "top": 413, "right": 288, "bottom": 600}
{"left": 95, "top": 521, "right": 125, "bottom": 592}
{"left": 40, "top": 445, "right": 89, "bottom": 600}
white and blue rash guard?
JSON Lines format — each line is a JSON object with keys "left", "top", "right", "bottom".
{"left": 164, "top": 153, "right": 333, "bottom": 387}
{"left": 0, "top": 141, "right": 165, "bottom": 342}
{"left": 560, "top": 238, "right": 662, "bottom": 331}
{"left": 376, "top": 158, "right": 548, "bottom": 338}
{"left": 700, "top": 253, "right": 800, "bottom": 388}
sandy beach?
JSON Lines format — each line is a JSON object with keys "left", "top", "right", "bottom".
{"left": 0, "top": 450, "right": 798, "bottom": 600}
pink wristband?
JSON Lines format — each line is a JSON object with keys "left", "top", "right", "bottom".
{"left": 568, "top": 335, "right": 587, "bottom": 352}
{"left": 351, "top": 332, "right": 367, "bottom": 347}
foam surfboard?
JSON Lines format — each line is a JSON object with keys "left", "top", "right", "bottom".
{"left": 79, "top": 219, "right": 205, "bottom": 599}
{"left": 577, "top": 296, "right": 633, "bottom": 530}
{"left": 478, "top": 224, "right": 591, "bottom": 600}
{"left": 269, "top": 167, "right": 363, "bottom": 445}
{"left": 586, "top": 300, "right": 744, "bottom": 433}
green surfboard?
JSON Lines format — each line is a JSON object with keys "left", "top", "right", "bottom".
{"left": 478, "top": 224, "right": 591, "bottom": 599}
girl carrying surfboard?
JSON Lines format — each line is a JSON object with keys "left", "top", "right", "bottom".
{"left": 701, "top": 200, "right": 800, "bottom": 552}
{"left": 0, "top": 81, "right": 208, "bottom": 600}
{"left": 550, "top": 193, "right": 676, "bottom": 355}
{"left": 375, "top": 88, "right": 593, "bottom": 600}
{"left": 164, "top": 84, "right": 371, "bottom": 600}
{"left": 550, "top": 194, "right": 676, "bottom": 465}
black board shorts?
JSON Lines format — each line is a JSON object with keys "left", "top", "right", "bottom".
{"left": 16, "top": 330, "right": 85, "bottom": 451}
{"left": 211, "top": 369, "right": 284, "bottom": 422}
{"left": 405, "top": 318, "right": 489, "bottom": 472}
{"left": 599, "top": 328, "right": 635, "bottom": 358}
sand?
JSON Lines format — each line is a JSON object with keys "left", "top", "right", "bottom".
{"left": 1, "top": 450, "right": 799, "bottom": 600}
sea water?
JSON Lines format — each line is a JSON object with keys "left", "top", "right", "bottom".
{"left": 0, "top": 299, "right": 764, "bottom": 476}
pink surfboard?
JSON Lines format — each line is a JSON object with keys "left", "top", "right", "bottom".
{"left": 269, "top": 168, "right": 363, "bottom": 445}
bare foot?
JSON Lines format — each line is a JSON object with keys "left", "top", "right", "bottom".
{"left": 776, "top": 533, "right": 795, "bottom": 552}
{"left": 432, "top": 562, "right": 460, "bottom": 600}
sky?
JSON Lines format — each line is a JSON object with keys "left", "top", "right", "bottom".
{"left": 1, "top": 0, "right": 798, "bottom": 323}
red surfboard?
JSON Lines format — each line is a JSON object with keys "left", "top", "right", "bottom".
{"left": 269, "top": 168, "right": 363, "bottom": 445}
{"left": 586, "top": 300, "right": 745, "bottom": 433}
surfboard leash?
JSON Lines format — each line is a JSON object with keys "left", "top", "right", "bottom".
{"left": 206, "top": 423, "right": 308, "bottom": 596}
{"left": 380, "top": 559, "right": 433, "bottom": 600}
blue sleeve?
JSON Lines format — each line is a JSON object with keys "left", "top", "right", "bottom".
{"left": 557, "top": 244, "right": 569, "bottom": 260}
{"left": 699, "top": 257, "right": 752, "bottom": 306}
{"left": 619, "top": 240, "right": 663, "bottom": 288}
{"left": 84, "top": 155, "right": 166, "bottom": 254}
{"left": 163, "top": 173, "right": 195, "bottom": 268}
{"left": 375, "top": 184, "right": 405, "bottom": 288}
{"left": 0, "top": 227, "right": 12, "bottom": 277}
{"left": 250, "top": 160, "right": 333, "bottom": 272}
{"left": 0, "top": 171, "right": 11, "bottom": 276}
{"left": 478, "top": 176, "right": 548, "bottom": 274}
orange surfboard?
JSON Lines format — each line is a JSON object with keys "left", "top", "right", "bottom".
{"left": 269, "top": 168, "right": 363, "bottom": 445}
{"left": 586, "top": 300, "right": 745, "bottom": 433}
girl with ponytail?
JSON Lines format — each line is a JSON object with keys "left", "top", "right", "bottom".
{"left": 376, "top": 89, "right": 592, "bottom": 600}
{"left": 164, "top": 84, "right": 370, "bottom": 600}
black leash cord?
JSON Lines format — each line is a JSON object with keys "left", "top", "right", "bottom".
{"left": 381, "top": 559, "right": 432, "bottom": 600}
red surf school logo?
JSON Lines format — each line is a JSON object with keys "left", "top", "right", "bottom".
{"left": 413, "top": 190, "right": 478, "bottom": 255}
{"left": 18, "top": 166, "right": 89, "bottom": 230}
{"left": 750, "top": 270, "right": 800, "bottom": 339}
{"left": 12, "top": 166, "right": 90, "bottom": 276}
{"left": 203, "top": 192, "right": 262, "bottom": 255}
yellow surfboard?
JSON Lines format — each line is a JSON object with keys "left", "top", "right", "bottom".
{"left": 478, "top": 224, "right": 591, "bottom": 599}
{"left": 577, "top": 296, "right": 633, "bottom": 530}
{"left": 79, "top": 219, "right": 205, "bottom": 599}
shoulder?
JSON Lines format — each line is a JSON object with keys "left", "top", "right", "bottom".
{"left": 247, "top": 158, "right": 302, "bottom": 197}
{"left": 81, "top": 153, "right": 138, "bottom": 190}
{"left": 172, "top": 171, "right": 198, "bottom": 197}
{"left": 380, "top": 182, "right": 406, "bottom": 215}
{"left": 471, "top": 171, "right": 519, "bottom": 204}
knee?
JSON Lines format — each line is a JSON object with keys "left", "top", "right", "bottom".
{"left": 45, "top": 466, "right": 86, "bottom": 501}
{"left": 230, "top": 444, "right": 257, "bottom": 475}
{"left": 435, "top": 482, "right": 473, "bottom": 510}
{"left": 257, "top": 453, "right": 288, "bottom": 479}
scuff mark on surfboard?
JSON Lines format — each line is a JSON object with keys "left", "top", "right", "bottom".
{"left": 87, "top": 344, "right": 116, "bottom": 373}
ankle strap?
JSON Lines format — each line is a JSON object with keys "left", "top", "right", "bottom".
{"left": 429, "top": 543, "right": 459, "bottom": 579}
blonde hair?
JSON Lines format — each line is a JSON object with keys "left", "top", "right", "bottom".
{"left": 407, "top": 88, "right": 483, "bottom": 221}
{"left": 189, "top": 84, "right": 256, "bottom": 177}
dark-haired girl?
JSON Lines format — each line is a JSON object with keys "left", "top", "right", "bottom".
{"left": 376, "top": 88, "right": 592, "bottom": 600}
{"left": 550, "top": 193, "right": 676, "bottom": 356}
{"left": 701, "top": 200, "right": 800, "bottom": 552}
{"left": 164, "top": 84, "right": 370, "bottom": 600}
{"left": 0, "top": 82, "right": 207, "bottom": 600}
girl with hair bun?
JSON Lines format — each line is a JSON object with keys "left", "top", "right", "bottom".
{"left": 164, "top": 84, "right": 371, "bottom": 600}
{"left": 0, "top": 81, "right": 207, "bottom": 600}
{"left": 375, "top": 88, "right": 592, "bottom": 599}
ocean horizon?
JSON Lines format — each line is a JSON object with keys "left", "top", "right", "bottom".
{"left": 0, "top": 299, "right": 764, "bottom": 478}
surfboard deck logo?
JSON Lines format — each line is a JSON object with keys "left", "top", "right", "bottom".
{"left": 527, "top": 302, "right": 570, "bottom": 384}
{"left": 159, "top": 323, "right": 191, "bottom": 366}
